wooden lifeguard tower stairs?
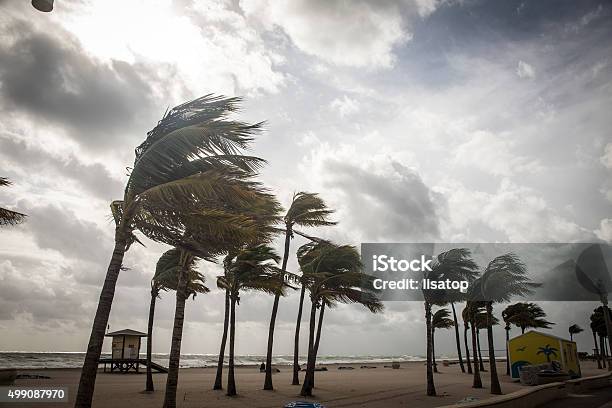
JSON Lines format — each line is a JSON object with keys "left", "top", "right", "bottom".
{"left": 101, "top": 329, "right": 168, "bottom": 374}
{"left": 100, "top": 358, "right": 168, "bottom": 374}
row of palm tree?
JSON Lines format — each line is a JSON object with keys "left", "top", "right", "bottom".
{"left": 423, "top": 249, "right": 541, "bottom": 396}
{"left": 72, "top": 94, "right": 384, "bottom": 407}
{"left": 590, "top": 306, "right": 612, "bottom": 369}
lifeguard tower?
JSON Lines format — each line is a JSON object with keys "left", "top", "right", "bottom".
{"left": 100, "top": 329, "right": 167, "bottom": 374}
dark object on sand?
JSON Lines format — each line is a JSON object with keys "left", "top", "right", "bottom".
{"left": 384, "top": 362, "right": 401, "bottom": 369}
{"left": 338, "top": 366, "right": 354, "bottom": 370}
{"left": 16, "top": 374, "right": 51, "bottom": 379}
{"left": 0, "top": 368, "right": 17, "bottom": 385}
{"left": 360, "top": 365, "right": 377, "bottom": 369}
{"left": 313, "top": 367, "right": 328, "bottom": 372}
{"left": 284, "top": 401, "right": 326, "bottom": 408}
{"left": 260, "top": 362, "right": 266, "bottom": 372}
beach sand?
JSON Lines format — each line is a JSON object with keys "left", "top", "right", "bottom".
{"left": 14, "top": 361, "right": 602, "bottom": 408}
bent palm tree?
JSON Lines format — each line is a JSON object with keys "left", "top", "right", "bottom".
{"left": 264, "top": 192, "right": 336, "bottom": 389}
{"left": 569, "top": 324, "right": 583, "bottom": 342}
{"left": 218, "top": 245, "right": 287, "bottom": 396}
{"left": 299, "top": 242, "right": 383, "bottom": 397}
{"left": 464, "top": 301, "right": 485, "bottom": 388}
{"left": 431, "top": 308, "right": 454, "bottom": 373}
{"left": 504, "top": 302, "right": 553, "bottom": 334}
{"left": 75, "top": 95, "right": 269, "bottom": 407}
{"left": 477, "top": 253, "right": 541, "bottom": 395}
{"left": 150, "top": 248, "right": 209, "bottom": 399}
{"left": 0, "top": 177, "right": 26, "bottom": 226}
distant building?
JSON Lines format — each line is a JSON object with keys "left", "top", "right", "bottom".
{"left": 508, "top": 330, "right": 581, "bottom": 379}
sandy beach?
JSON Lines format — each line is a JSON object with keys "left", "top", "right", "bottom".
{"left": 13, "top": 360, "right": 603, "bottom": 408}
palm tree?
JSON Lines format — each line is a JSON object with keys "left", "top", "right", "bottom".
{"left": 218, "top": 245, "right": 286, "bottom": 396}
{"left": 432, "top": 308, "right": 454, "bottom": 373}
{"left": 213, "top": 264, "right": 231, "bottom": 390}
{"left": 569, "top": 324, "right": 584, "bottom": 342}
{"left": 591, "top": 320, "right": 603, "bottom": 369}
{"left": 436, "top": 250, "right": 479, "bottom": 374}
{"left": 75, "top": 95, "right": 268, "bottom": 407}
{"left": 591, "top": 306, "right": 611, "bottom": 369}
{"left": 461, "top": 306, "right": 473, "bottom": 374}
{"left": 145, "top": 267, "right": 172, "bottom": 393}
{"left": 477, "top": 253, "right": 541, "bottom": 395}
{"left": 150, "top": 248, "right": 209, "bottom": 398}
{"left": 464, "top": 301, "right": 484, "bottom": 388}
{"left": 537, "top": 344, "right": 558, "bottom": 362}
{"left": 503, "top": 303, "right": 553, "bottom": 334}
{"left": 423, "top": 248, "right": 478, "bottom": 395}
{"left": 299, "top": 242, "right": 383, "bottom": 397}
{"left": 0, "top": 177, "right": 26, "bottom": 226}
{"left": 264, "top": 192, "right": 335, "bottom": 389}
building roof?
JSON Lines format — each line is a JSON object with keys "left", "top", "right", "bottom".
{"left": 105, "top": 329, "right": 147, "bottom": 337}
{"left": 510, "top": 330, "right": 573, "bottom": 343}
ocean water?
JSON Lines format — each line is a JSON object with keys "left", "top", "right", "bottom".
{"left": 0, "top": 352, "right": 433, "bottom": 370}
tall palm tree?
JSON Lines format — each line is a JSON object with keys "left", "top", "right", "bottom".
{"left": 264, "top": 192, "right": 335, "bottom": 389}
{"left": 423, "top": 248, "right": 478, "bottom": 395}
{"left": 0, "top": 177, "right": 26, "bottom": 226}
{"left": 213, "top": 263, "right": 231, "bottom": 390}
{"left": 299, "top": 242, "right": 383, "bottom": 397}
{"left": 75, "top": 95, "right": 268, "bottom": 407}
{"left": 436, "top": 250, "right": 479, "bottom": 374}
{"left": 218, "top": 245, "right": 286, "bottom": 396}
{"left": 502, "top": 303, "right": 525, "bottom": 375}
{"left": 591, "top": 306, "right": 611, "bottom": 369}
{"left": 465, "top": 301, "right": 484, "bottom": 388}
{"left": 569, "top": 324, "right": 584, "bottom": 342}
{"left": 431, "top": 308, "right": 454, "bottom": 373}
{"left": 477, "top": 253, "right": 541, "bottom": 395}
{"left": 151, "top": 248, "right": 209, "bottom": 400}
{"left": 461, "top": 306, "right": 473, "bottom": 374}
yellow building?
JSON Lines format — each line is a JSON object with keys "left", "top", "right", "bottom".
{"left": 508, "top": 330, "right": 581, "bottom": 379}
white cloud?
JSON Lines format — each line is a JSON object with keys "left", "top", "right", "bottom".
{"left": 240, "top": 0, "right": 413, "bottom": 68}
{"left": 516, "top": 60, "right": 536, "bottom": 78}
{"left": 600, "top": 143, "right": 612, "bottom": 169}
{"left": 595, "top": 218, "right": 612, "bottom": 242}
{"left": 330, "top": 95, "right": 360, "bottom": 118}
{"left": 453, "top": 130, "right": 542, "bottom": 177}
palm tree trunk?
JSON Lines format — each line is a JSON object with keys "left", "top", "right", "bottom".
{"left": 600, "top": 335, "right": 607, "bottom": 368}
{"left": 477, "top": 330, "right": 485, "bottom": 371}
{"left": 300, "top": 298, "right": 317, "bottom": 397}
{"left": 264, "top": 227, "right": 291, "bottom": 390}
{"left": 593, "top": 330, "right": 602, "bottom": 369}
{"left": 471, "top": 320, "right": 482, "bottom": 388}
{"left": 602, "top": 304, "right": 612, "bottom": 371}
{"left": 214, "top": 289, "right": 230, "bottom": 390}
{"left": 486, "top": 303, "right": 502, "bottom": 395}
{"left": 505, "top": 327, "right": 510, "bottom": 376}
{"left": 145, "top": 288, "right": 157, "bottom": 392}
{"left": 570, "top": 333, "right": 573, "bottom": 341}
{"left": 292, "top": 284, "right": 306, "bottom": 385}
{"left": 75, "top": 231, "right": 127, "bottom": 408}
{"left": 464, "top": 323, "right": 472, "bottom": 374}
{"left": 451, "top": 303, "right": 465, "bottom": 373}
{"left": 432, "top": 327, "right": 438, "bottom": 373}
{"left": 425, "top": 301, "right": 436, "bottom": 396}
{"left": 227, "top": 294, "right": 237, "bottom": 396}
{"left": 310, "top": 303, "right": 326, "bottom": 389}
{"left": 163, "top": 266, "right": 189, "bottom": 408}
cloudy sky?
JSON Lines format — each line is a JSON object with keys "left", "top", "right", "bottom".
{"left": 0, "top": 0, "right": 611, "bottom": 357}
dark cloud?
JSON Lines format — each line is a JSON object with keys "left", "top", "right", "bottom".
{"left": 18, "top": 202, "right": 113, "bottom": 265}
{"left": 0, "top": 136, "right": 124, "bottom": 201}
{"left": 0, "top": 19, "right": 159, "bottom": 152}
{"left": 324, "top": 160, "right": 442, "bottom": 241}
